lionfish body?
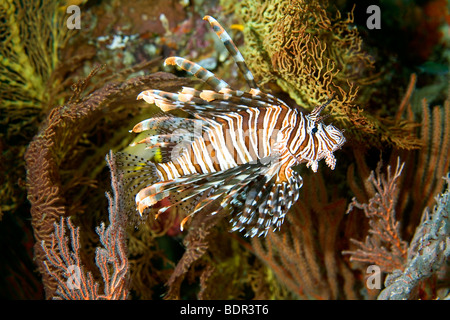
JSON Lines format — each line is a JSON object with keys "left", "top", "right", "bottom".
{"left": 119, "top": 16, "right": 345, "bottom": 237}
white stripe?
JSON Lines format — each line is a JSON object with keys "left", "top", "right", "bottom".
{"left": 197, "top": 137, "right": 216, "bottom": 172}
{"left": 158, "top": 163, "right": 175, "bottom": 180}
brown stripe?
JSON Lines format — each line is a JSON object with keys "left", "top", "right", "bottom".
{"left": 155, "top": 163, "right": 169, "bottom": 181}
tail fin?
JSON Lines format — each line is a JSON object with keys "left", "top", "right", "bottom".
{"left": 115, "top": 152, "right": 161, "bottom": 221}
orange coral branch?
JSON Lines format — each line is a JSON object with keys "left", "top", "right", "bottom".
{"left": 25, "top": 71, "right": 193, "bottom": 298}
{"left": 164, "top": 208, "right": 225, "bottom": 299}
{"left": 396, "top": 73, "right": 417, "bottom": 121}
{"left": 41, "top": 151, "right": 129, "bottom": 299}
{"left": 392, "top": 96, "right": 450, "bottom": 234}
{"left": 344, "top": 159, "right": 408, "bottom": 273}
{"left": 251, "top": 173, "right": 357, "bottom": 299}
{"left": 41, "top": 217, "right": 100, "bottom": 299}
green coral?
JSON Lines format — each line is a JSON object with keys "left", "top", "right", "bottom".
{"left": 221, "top": 0, "right": 420, "bottom": 149}
{"left": 226, "top": 0, "right": 373, "bottom": 106}
{"left": 0, "top": 0, "right": 71, "bottom": 109}
{"left": 0, "top": 0, "right": 72, "bottom": 216}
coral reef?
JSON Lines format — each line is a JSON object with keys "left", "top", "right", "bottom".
{"left": 344, "top": 160, "right": 409, "bottom": 273}
{"left": 25, "top": 70, "right": 193, "bottom": 298}
{"left": 0, "top": 0, "right": 71, "bottom": 111}
{"left": 41, "top": 152, "right": 129, "bottom": 299}
{"left": 251, "top": 173, "right": 357, "bottom": 299}
{"left": 0, "top": 0, "right": 93, "bottom": 298}
{"left": 345, "top": 94, "right": 450, "bottom": 299}
{"left": 346, "top": 162, "right": 450, "bottom": 299}
{"left": 1, "top": 0, "right": 449, "bottom": 300}
{"left": 221, "top": 0, "right": 421, "bottom": 149}
{"left": 0, "top": 0, "right": 73, "bottom": 218}
{"left": 378, "top": 175, "right": 450, "bottom": 300}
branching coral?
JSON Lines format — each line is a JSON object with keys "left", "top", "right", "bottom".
{"left": 25, "top": 70, "right": 194, "bottom": 298}
{"left": 41, "top": 152, "right": 129, "bottom": 300}
{"left": 344, "top": 159, "right": 408, "bottom": 273}
{"left": 348, "top": 79, "right": 450, "bottom": 233}
{"left": 251, "top": 173, "right": 358, "bottom": 299}
{"left": 378, "top": 175, "right": 450, "bottom": 300}
{"left": 0, "top": 0, "right": 74, "bottom": 218}
{"left": 164, "top": 208, "right": 226, "bottom": 299}
{"left": 0, "top": 0, "right": 70, "bottom": 110}
{"left": 344, "top": 88, "right": 450, "bottom": 299}
{"left": 7, "top": 1, "right": 447, "bottom": 301}
{"left": 346, "top": 162, "right": 450, "bottom": 300}
{"left": 396, "top": 98, "right": 450, "bottom": 225}
{"left": 221, "top": 0, "right": 421, "bottom": 149}
{"left": 163, "top": 223, "right": 262, "bottom": 300}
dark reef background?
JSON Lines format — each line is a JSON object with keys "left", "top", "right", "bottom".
{"left": 0, "top": 0, "right": 448, "bottom": 300}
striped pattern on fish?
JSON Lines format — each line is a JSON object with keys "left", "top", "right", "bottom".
{"left": 117, "top": 15, "right": 346, "bottom": 237}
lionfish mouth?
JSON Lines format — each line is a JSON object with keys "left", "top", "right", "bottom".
{"left": 337, "top": 136, "right": 346, "bottom": 149}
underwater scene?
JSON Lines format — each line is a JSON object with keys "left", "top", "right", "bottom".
{"left": 0, "top": 0, "right": 449, "bottom": 300}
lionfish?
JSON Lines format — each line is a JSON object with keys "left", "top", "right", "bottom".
{"left": 118, "top": 15, "right": 346, "bottom": 237}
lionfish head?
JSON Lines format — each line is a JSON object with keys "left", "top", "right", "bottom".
{"left": 292, "top": 96, "right": 346, "bottom": 173}
{"left": 307, "top": 118, "right": 346, "bottom": 172}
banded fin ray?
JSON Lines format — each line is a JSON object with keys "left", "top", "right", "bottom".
{"left": 131, "top": 114, "right": 204, "bottom": 134}
{"left": 138, "top": 88, "right": 250, "bottom": 114}
{"left": 203, "top": 15, "right": 258, "bottom": 89}
{"left": 165, "top": 56, "right": 230, "bottom": 91}
{"left": 138, "top": 87, "right": 288, "bottom": 114}
{"left": 134, "top": 157, "right": 278, "bottom": 233}
{"left": 130, "top": 113, "right": 207, "bottom": 163}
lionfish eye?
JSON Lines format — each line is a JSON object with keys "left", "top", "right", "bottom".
{"left": 312, "top": 125, "right": 318, "bottom": 134}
